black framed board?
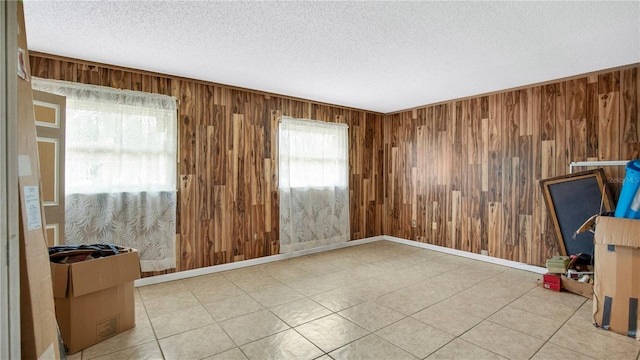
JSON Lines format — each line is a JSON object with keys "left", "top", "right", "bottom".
{"left": 540, "top": 169, "right": 615, "bottom": 257}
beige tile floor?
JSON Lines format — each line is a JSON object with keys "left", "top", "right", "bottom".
{"left": 68, "top": 241, "right": 640, "bottom": 360}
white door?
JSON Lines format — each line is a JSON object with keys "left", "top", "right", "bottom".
{"left": 33, "top": 89, "right": 66, "bottom": 246}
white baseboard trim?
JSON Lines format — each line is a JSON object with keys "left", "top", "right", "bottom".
{"left": 382, "top": 235, "right": 548, "bottom": 275}
{"left": 135, "top": 234, "right": 546, "bottom": 287}
{"left": 135, "top": 236, "right": 384, "bottom": 287}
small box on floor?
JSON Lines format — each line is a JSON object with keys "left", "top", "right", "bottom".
{"left": 546, "top": 256, "right": 570, "bottom": 274}
{"left": 543, "top": 273, "right": 561, "bottom": 292}
{"left": 50, "top": 247, "right": 141, "bottom": 353}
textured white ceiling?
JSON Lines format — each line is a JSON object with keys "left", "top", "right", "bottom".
{"left": 23, "top": 1, "right": 640, "bottom": 113}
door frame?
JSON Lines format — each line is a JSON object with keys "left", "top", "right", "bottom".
{"left": 1, "top": 1, "right": 22, "bottom": 358}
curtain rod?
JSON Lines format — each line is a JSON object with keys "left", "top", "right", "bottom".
{"left": 569, "top": 160, "right": 629, "bottom": 174}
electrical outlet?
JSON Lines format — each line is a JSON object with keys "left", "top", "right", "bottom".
{"left": 411, "top": 219, "right": 417, "bottom": 227}
{"left": 431, "top": 222, "right": 437, "bottom": 230}
{"left": 481, "top": 250, "right": 489, "bottom": 256}
{"left": 253, "top": 233, "right": 258, "bottom": 240}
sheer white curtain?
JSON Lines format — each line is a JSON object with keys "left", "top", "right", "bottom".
{"left": 32, "top": 78, "right": 177, "bottom": 272}
{"left": 278, "top": 117, "right": 350, "bottom": 253}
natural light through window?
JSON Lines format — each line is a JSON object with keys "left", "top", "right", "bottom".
{"left": 278, "top": 118, "right": 348, "bottom": 189}
{"left": 278, "top": 116, "right": 350, "bottom": 253}
{"left": 66, "top": 103, "right": 176, "bottom": 194}
{"left": 31, "top": 77, "right": 178, "bottom": 272}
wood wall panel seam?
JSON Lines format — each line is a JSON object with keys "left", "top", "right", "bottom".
{"left": 30, "top": 53, "right": 639, "bottom": 270}
{"left": 381, "top": 64, "right": 639, "bottom": 267}
{"left": 30, "top": 54, "right": 385, "bottom": 276}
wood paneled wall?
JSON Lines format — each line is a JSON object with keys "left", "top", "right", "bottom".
{"left": 29, "top": 53, "right": 385, "bottom": 276}
{"left": 383, "top": 65, "right": 640, "bottom": 266}
{"left": 29, "top": 52, "right": 639, "bottom": 271}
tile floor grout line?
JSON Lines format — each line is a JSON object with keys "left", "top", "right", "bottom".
{"left": 133, "top": 288, "right": 167, "bottom": 360}
{"left": 156, "top": 340, "right": 167, "bottom": 360}
{"left": 413, "top": 275, "right": 545, "bottom": 359}
{"left": 288, "top": 324, "right": 331, "bottom": 358}
{"left": 113, "top": 288, "right": 165, "bottom": 358}
{"left": 480, "top": 282, "right": 587, "bottom": 360}
{"left": 236, "top": 326, "right": 293, "bottom": 354}
{"left": 549, "top": 320, "right": 640, "bottom": 358}
{"left": 401, "top": 266, "right": 512, "bottom": 320}
{"left": 130, "top": 242, "right": 639, "bottom": 360}
{"left": 326, "top": 331, "right": 415, "bottom": 360}
{"left": 289, "top": 312, "right": 367, "bottom": 357}
{"left": 293, "top": 321, "right": 332, "bottom": 357}
{"left": 149, "top": 284, "right": 239, "bottom": 358}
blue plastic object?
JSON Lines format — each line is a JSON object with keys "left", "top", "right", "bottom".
{"left": 615, "top": 160, "right": 640, "bottom": 218}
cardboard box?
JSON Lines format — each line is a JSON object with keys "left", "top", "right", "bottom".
{"left": 543, "top": 273, "right": 561, "bottom": 291}
{"left": 560, "top": 275, "right": 593, "bottom": 299}
{"left": 593, "top": 216, "right": 640, "bottom": 340}
{"left": 16, "top": 2, "right": 61, "bottom": 358}
{"left": 50, "top": 249, "right": 141, "bottom": 353}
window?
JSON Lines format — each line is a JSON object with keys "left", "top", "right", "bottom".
{"left": 279, "top": 124, "right": 348, "bottom": 188}
{"left": 65, "top": 96, "right": 176, "bottom": 194}
{"left": 32, "top": 78, "right": 177, "bottom": 272}
{"left": 278, "top": 117, "right": 350, "bottom": 253}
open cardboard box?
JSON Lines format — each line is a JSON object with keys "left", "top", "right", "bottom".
{"left": 50, "top": 248, "right": 141, "bottom": 353}
{"left": 560, "top": 275, "right": 593, "bottom": 299}
{"left": 592, "top": 216, "right": 640, "bottom": 340}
